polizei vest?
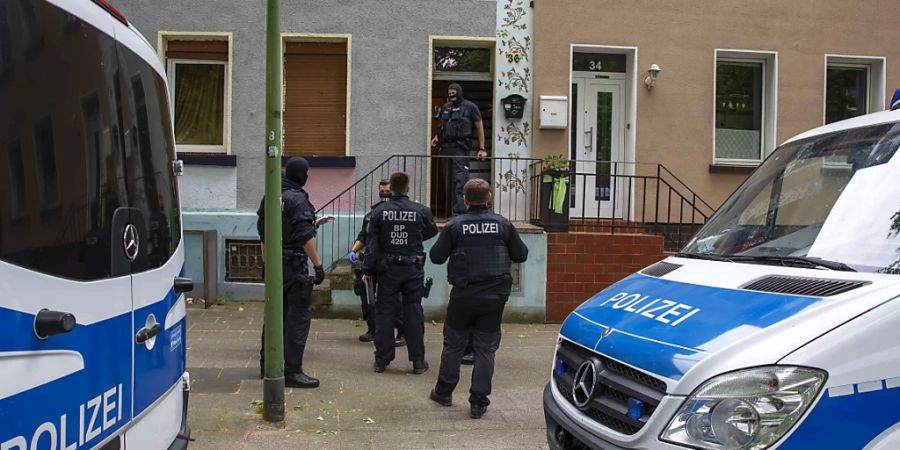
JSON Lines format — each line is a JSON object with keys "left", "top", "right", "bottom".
{"left": 447, "top": 210, "right": 511, "bottom": 287}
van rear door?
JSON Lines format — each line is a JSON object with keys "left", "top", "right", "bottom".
{"left": 112, "top": 27, "right": 188, "bottom": 449}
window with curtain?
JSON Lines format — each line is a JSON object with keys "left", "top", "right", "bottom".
{"left": 165, "top": 39, "right": 228, "bottom": 153}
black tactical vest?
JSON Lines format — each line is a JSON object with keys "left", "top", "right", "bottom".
{"left": 376, "top": 197, "right": 426, "bottom": 257}
{"left": 440, "top": 104, "right": 474, "bottom": 142}
{"left": 447, "top": 210, "right": 511, "bottom": 287}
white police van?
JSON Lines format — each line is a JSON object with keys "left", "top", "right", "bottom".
{"left": 545, "top": 95, "right": 900, "bottom": 449}
{"left": 0, "top": 1, "right": 191, "bottom": 449}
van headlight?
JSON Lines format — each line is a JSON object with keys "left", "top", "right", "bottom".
{"left": 660, "top": 366, "right": 826, "bottom": 450}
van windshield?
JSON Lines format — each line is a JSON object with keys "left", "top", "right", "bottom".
{"left": 683, "top": 121, "right": 900, "bottom": 274}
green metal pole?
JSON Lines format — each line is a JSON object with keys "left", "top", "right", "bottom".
{"left": 262, "top": 0, "right": 285, "bottom": 423}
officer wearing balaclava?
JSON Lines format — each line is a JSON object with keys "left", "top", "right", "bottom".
{"left": 432, "top": 82, "right": 487, "bottom": 216}
{"left": 256, "top": 156, "right": 329, "bottom": 388}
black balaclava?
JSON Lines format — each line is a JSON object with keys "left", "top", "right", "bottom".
{"left": 285, "top": 157, "right": 310, "bottom": 187}
{"left": 378, "top": 180, "right": 392, "bottom": 199}
{"left": 448, "top": 82, "right": 463, "bottom": 106}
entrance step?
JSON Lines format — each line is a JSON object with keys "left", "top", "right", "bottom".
{"left": 328, "top": 261, "right": 355, "bottom": 290}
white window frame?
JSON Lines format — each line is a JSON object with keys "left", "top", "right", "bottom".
{"left": 713, "top": 49, "right": 778, "bottom": 166}
{"left": 823, "top": 54, "right": 886, "bottom": 124}
{"left": 166, "top": 58, "right": 229, "bottom": 153}
{"left": 157, "top": 32, "right": 233, "bottom": 155}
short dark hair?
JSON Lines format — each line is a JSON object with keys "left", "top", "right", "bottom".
{"left": 378, "top": 179, "right": 390, "bottom": 186}
{"left": 464, "top": 178, "right": 491, "bottom": 205}
{"left": 389, "top": 172, "right": 409, "bottom": 194}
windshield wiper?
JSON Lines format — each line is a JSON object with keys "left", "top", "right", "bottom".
{"left": 674, "top": 252, "right": 734, "bottom": 262}
{"left": 728, "top": 255, "right": 857, "bottom": 272}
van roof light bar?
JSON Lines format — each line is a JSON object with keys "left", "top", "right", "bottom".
{"left": 91, "top": 0, "right": 128, "bottom": 25}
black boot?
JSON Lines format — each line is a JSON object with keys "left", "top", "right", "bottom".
{"left": 285, "top": 371, "right": 319, "bottom": 388}
{"left": 470, "top": 404, "right": 487, "bottom": 419}
{"left": 461, "top": 353, "right": 475, "bottom": 366}
{"left": 374, "top": 360, "right": 388, "bottom": 373}
{"left": 394, "top": 334, "right": 406, "bottom": 347}
{"left": 359, "top": 330, "right": 375, "bottom": 342}
{"left": 413, "top": 360, "right": 429, "bottom": 375}
{"left": 430, "top": 389, "right": 452, "bottom": 407}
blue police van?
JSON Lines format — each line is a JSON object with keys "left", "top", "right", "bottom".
{"left": 545, "top": 96, "right": 900, "bottom": 449}
{"left": 0, "top": 1, "right": 191, "bottom": 449}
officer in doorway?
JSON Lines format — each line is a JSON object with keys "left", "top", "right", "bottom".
{"left": 349, "top": 179, "right": 405, "bottom": 346}
{"left": 431, "top": 82, "right": 487, "bottom": 216}
{"left": 364, "top": 172, "right": 438, "bottom": 374}
{"left": 256, "top": 156, "right": 330, "bottom": 388}
{"left": 428, "top": 178, "right": 528, "bottom": 419}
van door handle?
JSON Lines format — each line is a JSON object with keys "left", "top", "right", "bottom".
{"left": 174, "top": 277, "right": 194, "bottom": 294}
{"left": 136, "top": 323, "right": 161, "bottom": 344}
{"left": 34, "top": 309, "right": 77, "bottom": 339}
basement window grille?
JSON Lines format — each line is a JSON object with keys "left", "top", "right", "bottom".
{"left": 225, "top": 239, "right": 263, "bottom": 282}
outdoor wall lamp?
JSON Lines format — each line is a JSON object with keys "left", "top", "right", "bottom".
{"left": 644, "top": 64, "right": 661, "bottom": 90}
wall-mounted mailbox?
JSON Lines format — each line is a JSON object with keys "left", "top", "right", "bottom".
{"left": 539, "top": 96, "right": 567, "bottom": 129}
{"left": 501, "top": 94, "right": 527, "bottom": 119}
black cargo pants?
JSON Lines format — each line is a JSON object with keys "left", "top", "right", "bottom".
{"left": 374, "top": 264, "right": 425, "bottom": 364}
{"left": 442, "top": 142, "right": 471, "bottom": 216}
{"left": 435, "top": 294, "right": 506, "bottom": 406}
{"left": 260, "top": 276, "right": 313, "bottom": 375}
{"left": 356, "top": 268, "right": 404, "bottom": 336}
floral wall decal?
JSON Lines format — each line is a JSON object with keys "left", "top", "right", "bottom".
{"left": 501, "top": 0, "right": 528, "bottom": 30}
{"left": 493, "top": 0, "right": 533, "bottom": 214}
{"left": 500, "top": 67, "right": 531, "bottom": 92}
{"left": 499, "top": 122, "right": 530, "bottom": 147}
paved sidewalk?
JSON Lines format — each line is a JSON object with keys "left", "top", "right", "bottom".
{"left": 185, "top": 301, "right": 560, "bottom": 449}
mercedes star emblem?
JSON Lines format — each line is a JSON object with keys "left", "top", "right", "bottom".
{"left": 572, "top": 359, "right": 599, "bottom": 408}
{"left": 123, "top": 224, "right": 140, "bottom": 261}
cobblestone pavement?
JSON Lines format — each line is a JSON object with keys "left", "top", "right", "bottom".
{"left": 185, "top": 301, "right": 560, "bottom": 449}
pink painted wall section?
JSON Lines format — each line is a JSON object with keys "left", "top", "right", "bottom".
{"left": 305, "top": 167, "right": 357, "bottom": 210}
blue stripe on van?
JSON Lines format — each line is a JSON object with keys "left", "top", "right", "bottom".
{"left": 0, "top": 306, "right": 133, "bottom": 447}
{"left": 561, "top": 274, "right": 825, "bottom": 380}
{"left": 778, "top": 383, "right": 900, "bottom": 449}
{"left": 0, "top": 287, "right": 186, "bottom": 444}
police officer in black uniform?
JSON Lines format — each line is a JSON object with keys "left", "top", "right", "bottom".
{"left": 431, "top": 83, "right": 487, "bottom": 216}
{"left": 428, "top": 178, "right": 528, "bottom": 419}
{"left": 364, "top": 172, "right": 438, "bottom": 374}
{"left": 349, "top": 180, "right": 405, "bottom": 346}
{"left": 256, "top": 157, "right": 328, "bottom": 388}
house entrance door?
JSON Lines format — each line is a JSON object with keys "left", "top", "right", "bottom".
{"left": 571, "top": 78, "right": 626, "bottom": 219}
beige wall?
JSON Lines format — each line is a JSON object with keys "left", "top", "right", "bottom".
{"left": 533, "top": 0, "right": 900, "bottom": 208}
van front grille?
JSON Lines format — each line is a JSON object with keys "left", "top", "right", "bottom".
{"left": 553, "top": 340, "right": 667, "bottom": 435}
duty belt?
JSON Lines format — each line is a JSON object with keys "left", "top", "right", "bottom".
{"left": 385, "top": 254, "right": 422, "bottom": 265}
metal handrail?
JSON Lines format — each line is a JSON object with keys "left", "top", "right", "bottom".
{"left": 313, "top": 155, "right": 716, "bottom": 267}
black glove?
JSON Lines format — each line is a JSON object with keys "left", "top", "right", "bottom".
{"left": 314, "top": 265, "right": 325, "bottom": 285}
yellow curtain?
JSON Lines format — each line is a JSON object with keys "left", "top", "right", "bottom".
{"left": 174, "top": 63, "right": 225, "bottom": 146}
